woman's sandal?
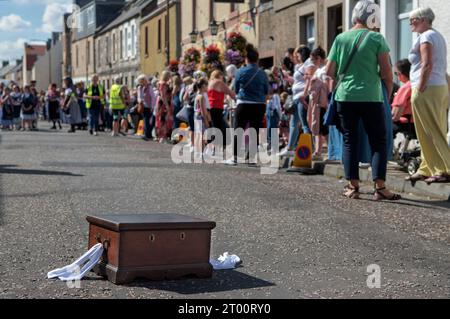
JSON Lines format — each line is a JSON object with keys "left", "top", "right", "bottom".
{"left": 405, "top": 174, "right": 427, "bottom": 187}
{"left": 343, "top": 185, "right": 360, "bottom": 199}
{"left": 424, "top": 175, "right": 450, "bottom": 185}
{"left": 374, "top": 187, "right": 402, "bottom": 201}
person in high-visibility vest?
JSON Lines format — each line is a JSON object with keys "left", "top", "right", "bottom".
{"left": 83, "top": 74, "right": 105, "bottom": 136}
{"left": 110, "top": 77, "right": 126, "bottom": 137}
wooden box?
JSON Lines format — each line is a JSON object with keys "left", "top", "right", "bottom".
{"left": 86, "top": 213, "right": 216, "bottom": 284}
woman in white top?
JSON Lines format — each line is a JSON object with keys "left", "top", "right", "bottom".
{"left": 407, "top": 7, "right": 450, "bottom": 184}
{"left": 279, "top": 45, "right": 311, "bottom": 156}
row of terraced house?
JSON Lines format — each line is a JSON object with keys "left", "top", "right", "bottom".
{"left": 56, "top": 0, "right": 450, "bottom": 89}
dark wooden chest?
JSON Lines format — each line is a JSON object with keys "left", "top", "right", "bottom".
{"left": 86, "top": 213, "right": 216, "bottom": 284}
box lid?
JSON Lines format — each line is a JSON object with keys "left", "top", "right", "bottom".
{"left": 86, "top": 213, "right": 216, "bottom": 232}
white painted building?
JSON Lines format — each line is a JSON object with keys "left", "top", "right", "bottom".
{"left": 32, "top": 33, "right": 63, "bottom": 91}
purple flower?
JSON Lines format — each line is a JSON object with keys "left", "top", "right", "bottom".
{"left": 225, "top": 49, "right": 244, "bottom": 67}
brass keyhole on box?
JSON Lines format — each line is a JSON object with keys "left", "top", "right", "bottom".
{"left": 180, "top": 232, "right": 186, "bottom": 240}
{"left": 149, "top": 234, "right": 156, "bottom": 242}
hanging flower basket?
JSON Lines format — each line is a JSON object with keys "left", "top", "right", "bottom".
{"left": 201, "top": 44, "right": 224, "bottom": 76}
{"left": 225, "top": 32, "right": 247, "bottom": 67}
{"left": 179, "top": 47, "right": 201, "bottom": 77}
{"left": 168, "top": 59, "right": 179, "bottom": 74}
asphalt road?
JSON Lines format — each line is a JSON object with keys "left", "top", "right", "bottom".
{"left": 0, "top": 122, "right": 449, "bottom": 299}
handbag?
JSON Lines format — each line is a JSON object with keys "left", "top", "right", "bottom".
{"left": 324, "top": 30, "right": 370, "bottom": 130}
{"left": 63, "top": 95, "right": 78, "bottom": 115}
{"left": 176, "top": 104, "right": 190, "bottom": 123}
{"left": 283, "top": 95, "right": 296, "bottom": 114}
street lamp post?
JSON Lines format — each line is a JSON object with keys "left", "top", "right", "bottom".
{"left": 210, "top": 19, "right": 219, "bottom": 37}
{"left": 189, "top": 30, "right": 198, "bottom": 44}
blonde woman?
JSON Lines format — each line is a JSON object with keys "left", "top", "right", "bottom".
{"left": 407, "top": 7, "right": 450, "bottom": 184}
{"left": 156, "top": 71, "right": 173, "bottom": 142}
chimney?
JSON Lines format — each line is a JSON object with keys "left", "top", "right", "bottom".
{"left": 2, "top": 60, "right": 9, "bottom": 68}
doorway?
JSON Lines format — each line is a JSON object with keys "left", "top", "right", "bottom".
{"left": 327, "top": 4, "right": 343, "bottom": 51}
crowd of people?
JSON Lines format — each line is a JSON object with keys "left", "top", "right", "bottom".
{"left": 1, "top": 0, "right": 449, "bottom": 200}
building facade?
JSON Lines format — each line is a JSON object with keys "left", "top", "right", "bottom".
{"left": 180, "top": 0, "right": 262, "bottom": 60}
{"left": 96, "top": 0, "right": 156, "bottom": 90}
{"left": 62, "top": 13, "right": 73, "bottom": 79}
{"left": 271, "top": 0, "right": 450, "bottom": 73}
{"left": 22, "top": 42, "right": 47, "bottom": 86}
{"left": 5, "top": 62, "right": 23, "bottom": 86}
{"left": 32, "top": 33, "right": 63, "bottom": 91}
{"left": 140, "top": 0, "right": 181, "bottom": 76}
{"left": 70, "top": 0, "right": 127, "bottom": 84}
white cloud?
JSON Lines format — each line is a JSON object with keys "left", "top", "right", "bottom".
{"left": 0, "top": 38, "right": 26, "bottom": 62}
{"left": 0, "top": 14, "right": 31, "bottom": 31}
{"left": 39, "top": 3, "right": 73, "bottom": 33}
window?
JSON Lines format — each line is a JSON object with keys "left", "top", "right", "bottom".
{"left": 397, "top": 0, "right": 413, "bottom": 60}
{"left": 124, "top": 27, "right": 128, "bottom": 59}
{"left": 300, "top": 14, "right": 315, "bottom": 50}
{"left": 120, "top": 30, "right": 123, "bottom": 59}
{"left": 230, "top": 2, "right": 235, "bottom": 13}
{"left": 131, "top": 76, "right": 135, "bottom": 87}
{"left": 193, "top": 0, "right": 197, "bottom": 31}
{"left": 113, "top": 33, "right": 116, "bottom": 61}
{"left": 106, "top": 36, "right": 109, "bottom": 64}
{"left": 97, "top": 40, "right": 101, "bottom": 67}
{"left": 87, "top": 40, "right": 90, "bottom": 65}
{"left": 165, "top": 15, "right": 168, "bottom": 49}
{"left": 145, "top": 26, "right": 149, "bottom": 56}
{"left": 209, "top": 0, "right": 214, "bottom": 22}
{"left": 131, "top": 24, "right": 136, "bottom": 57}
{"left": 306, "top": 16, "right": 315, "bottom": 49}
{"left": 87, "top": 7, "right": 94, "bottom": 25}
{"left": 128, "top": 28, "right": 132, "bottom": 55}
{"left": 158, "top": 19, "right": 162, "bottom": 51}
{"left": 327, "top": 4, "right": 343, "bottom": 51}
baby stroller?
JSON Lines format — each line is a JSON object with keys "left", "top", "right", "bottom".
{"left": 393, "top": 116, "right": 421, "bottom": 176}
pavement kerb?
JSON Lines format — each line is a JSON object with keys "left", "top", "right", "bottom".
{"left": 321, "top": 163, "right": 450, "bottom": 201}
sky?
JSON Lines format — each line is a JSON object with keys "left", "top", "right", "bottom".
{"left": 0, "top": 0, "right": 73, "bottom": 64}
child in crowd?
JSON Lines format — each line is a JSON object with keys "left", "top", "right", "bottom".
{"left": 304, "top": 63, "right": 329, "bottom": 159}
{"left": 266, "top": 81, "right": 282, "bottom": 153}
{"left": 21, "top": 85, "right": 35, "bottom": 131}
{"left": 193, "top": 79, "right": 211, "bottom": 159}
{"left": 279, "top": 92, "right": 290, "bottom": 150}
{"left": 392, "top": 59, "right": 414, "bottom": 134}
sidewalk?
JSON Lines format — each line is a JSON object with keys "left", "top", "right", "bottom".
{"left": 319, "top": 162, "right": 450, "bottom": 201}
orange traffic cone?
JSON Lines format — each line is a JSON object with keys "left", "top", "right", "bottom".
{"left": 135, "top": 120, "right": 145, "bottom": 136}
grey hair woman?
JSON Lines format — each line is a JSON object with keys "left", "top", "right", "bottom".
{"left": 406, "top": 7, "right": 450, "bottom": 184}
{"left": 325, "top": 0, "right": 401, "bottom": 200}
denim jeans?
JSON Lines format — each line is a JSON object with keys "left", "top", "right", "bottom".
{"left": 143, "top": 108, "right": 154, "bottom": 139}
{"left": 89, "top": 106, "right": 100, "bottom": 131}
{"left": 288, "top": 99, "right": 311, "bottom": 150}
{"left": 299, "top": 100, "right": 311, "bottom": 135}
{"left": 266, "top": 108, "right": 280, "bottom": 146}
{"left": 337, "top": 101, "right": 387, "bottom": 181}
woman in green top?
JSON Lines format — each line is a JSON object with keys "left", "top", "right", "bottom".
{"left": 326, "top": 0, "right": 401, "bottom": 201}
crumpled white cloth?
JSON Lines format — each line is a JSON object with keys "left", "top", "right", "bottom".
{"left": 210, "top": 252, "right": 242, "bottom": 270}
{"left": 47, "top": 244, "right": 104, "bottom": 281}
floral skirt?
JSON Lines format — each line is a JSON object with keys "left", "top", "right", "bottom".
{"left": 155, "top": 101, "right": 173, "bottom": 139}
